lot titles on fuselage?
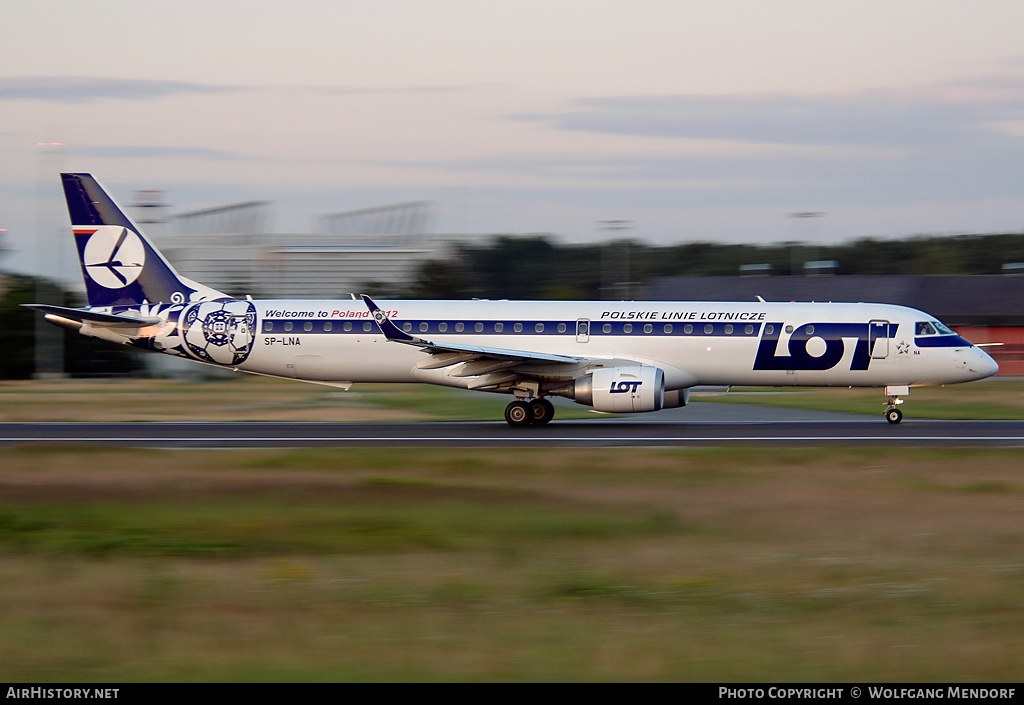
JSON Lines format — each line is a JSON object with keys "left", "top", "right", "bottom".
{"left": 599, "top": 309, "right": 767, "bottom": 321}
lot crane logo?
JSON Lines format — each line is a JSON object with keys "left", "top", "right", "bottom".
{"left": 181, "top": 300, "right": 257, "bottom": 365}
{"left": 82, "top": 226, "right": 146, "bottom": 289}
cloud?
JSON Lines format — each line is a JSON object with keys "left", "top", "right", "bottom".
{"left": 0, "top": 76, "right": 497, "bottom": 105}
{"left": 518, "top": 82, "right": 1024, "bottom": 149}
{"left": 73, "top": 145, "right": 250, "bottom": 161}
{"left": 382, "top": 127, "right": 1024, "bottom": 211}
{"left": 308, "top": 83, "right": 499, "bottom": 96}
{"left": 0, "top": 76, "right": 237, "bottom": 103}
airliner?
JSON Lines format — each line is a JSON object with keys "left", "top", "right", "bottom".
{"left": 27, "top": 173, "right": 999, "bottom": 426}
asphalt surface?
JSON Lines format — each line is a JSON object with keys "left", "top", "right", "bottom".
{"left": 1, "top": 403, "right": 1022, "bottom": 447}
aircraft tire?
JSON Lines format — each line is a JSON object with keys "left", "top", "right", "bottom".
{"left": 885, "top": 407, "right": 903, "bottom": 424}
{"left": 505, "top": 400, "right": 532, "bottom": 427}
{"left": 529, "top": 398, "right": 555, "bottom": 425}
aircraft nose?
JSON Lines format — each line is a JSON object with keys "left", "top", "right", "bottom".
{"left": 972, "top": 347, "right": 999, "bottom": 379}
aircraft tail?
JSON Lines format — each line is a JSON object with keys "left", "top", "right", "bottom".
{"left": 62, "top": 173, "right": 227, "bottom": 307}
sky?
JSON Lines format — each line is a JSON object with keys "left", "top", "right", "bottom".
{"left": 4, "top": 0, "right": 1024, "bottom": 277}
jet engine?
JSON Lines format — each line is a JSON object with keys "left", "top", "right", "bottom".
{"left": 573, "top": 366, "right": 666, "bottom": 413}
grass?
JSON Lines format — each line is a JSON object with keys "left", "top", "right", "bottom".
{"left": 1, "top": 445, "right": 1023, "bottom": 681}
{"left": 3, "top": 374, "right": 1023, "bottom": 422}
{"left": 0, "top": 496, "right": 679, "bottom": 557}
{"left": 695, "top": 378, "right": 1024, "bottom": 420}
{"left": 1, "top": 379, "right": 1022, "bottom": 679}
{"left": 0, "top": 376, "right": 604, "bottom": 422}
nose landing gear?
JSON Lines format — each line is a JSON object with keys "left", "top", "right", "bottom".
{"left": 885, "top": 404, "right": 903, "bottom": 424}
{"left": 884, "top": 385, "right": 908, "bottom": 424}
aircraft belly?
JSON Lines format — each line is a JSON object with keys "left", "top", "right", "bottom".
{"left": 244, "top": 334, "right": 420, "bottom": 382}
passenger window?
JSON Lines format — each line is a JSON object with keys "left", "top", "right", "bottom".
{"left": 438, "top": 322, "right": 448, "bottom": 332}
{"left": 494, "top": 323, "right": 504, "bottom": 332}
{"left": 402, "top": 322, "right": 411, "bottom": 333}
{"left": 303, "top": 322, "right": 313, "bottom": 332}
{"left": 603, "top": 323, "right": 612, "bottom": 333}
{"left": 704, "top": 324, "right": 713, "bottom": 334}
{"left": 623, "top": 323, "right": 633, "bottom": 333}
{"left": 514, "top": 323, "right": 523, "bottom": 332}
{"left": 644, "top": 324, "right": 652, "bottom": 334}
{"left": 557, "top": 323, "right": 566, "bottom": 333}
{"left": 724, "top": 324, "right": 733, "bottom": 334}
{"left": 283, "top": 322, "right": 293, "bottom": 332}
{"left": 683, "top": 324, "right": 693, "bottom": 334}
{"left": 535, "top": 323, "right": 544, "bottom": 333}
{"left": 363, "top": 322, "right": 372, "bottom": 332}
{"left": 344, "top": 322, "right": 353, "bottom": 332}
{"left": 916, "top": 321, "right": 937, "bottom": 335}
{"left": 324, "top": 322, "right": 332, "bottom": 331}
{"left": 419, "top": 322, "right": 429, "bottom": 332}
{"left": 263, "top": 321, "right": 274, "bottom": 332}
{"left": 475, "top": 322, "right": 484, "bottom": 332}
{"left": 455, "top": 322, "right": 464, "bottom": 332}
{"left": 744, "top": 324, "right": 753, "bottom": 335}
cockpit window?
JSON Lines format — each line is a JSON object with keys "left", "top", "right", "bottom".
{"left": 916, "top": 321, "right": 936, "bottom": 335}
{"left": 933, "top": 321, "right": 954, "bottom": 335}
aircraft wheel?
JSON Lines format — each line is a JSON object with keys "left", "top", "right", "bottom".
{"left": 529, "top": 398, "right": 555, "bottom": 425}
{"left": 505, "top": 400, "right": 532, "bottom": 427}
{"left": 885, "top": 407, "right": 903, "bottom": 424}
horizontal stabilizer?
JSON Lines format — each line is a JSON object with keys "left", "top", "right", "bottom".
{"left": 21, "top": 304, "right": 161, "bottom": 327}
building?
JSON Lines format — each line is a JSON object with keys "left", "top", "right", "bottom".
{"left": 156, "top": 232, "right": 444, "bottom": 299}
{"left": 151, "top": 199, "right": 445, "bottom": 299}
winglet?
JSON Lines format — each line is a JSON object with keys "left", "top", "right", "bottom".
{"left": 361, "top": 294, "right": 581, "bottom": 365}
{"left": 362, "top": 294, "right": 417, "bottom": 343}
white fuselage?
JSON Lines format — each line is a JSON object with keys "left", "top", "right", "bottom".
{"left": 227, "top": 299, "right": 997, "bottom": 390}
{"left": 50, "top": 172, "right": 1000, "bottom": 425}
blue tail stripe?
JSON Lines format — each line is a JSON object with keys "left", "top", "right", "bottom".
{"left": 62, "top": 173, "right": 135, "bottom": 229}
{"left": 61, "top": 173, "right": 215, "bottom": 308}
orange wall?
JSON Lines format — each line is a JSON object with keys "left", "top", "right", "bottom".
{"left": 955, "top": 326, "right": 1024, "bottom": 376}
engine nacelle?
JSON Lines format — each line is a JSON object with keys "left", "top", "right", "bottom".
{"left": 574, "top": 366, "right": 665, "bottom": 413}
{"left": 664, "top": 388, "right": 689, "bottom": 409}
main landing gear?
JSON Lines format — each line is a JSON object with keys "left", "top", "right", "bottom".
{"left": 884, "top": 385, "right": 908, "bottom": 424}
{"left": 504, "top": 398, "right": 555, "bottom": 427}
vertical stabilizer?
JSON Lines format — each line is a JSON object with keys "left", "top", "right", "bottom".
{"left": 62, "top": 173, "right": 227, "bottom": 307}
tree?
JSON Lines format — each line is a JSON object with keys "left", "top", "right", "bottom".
{"left": 0, "top": 275, "right": 145, "bottom": 379}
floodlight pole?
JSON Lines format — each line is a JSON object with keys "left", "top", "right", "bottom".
{"left": 598, "top": 220, "right": 634, "bottom": 300}
{"left": 34, "top": 142, "right": 66, "bottom": 378}
{"left": 786, "top": 212, "right": 826, "bottom": 276}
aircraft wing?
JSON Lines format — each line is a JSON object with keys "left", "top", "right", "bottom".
{"left": 362, "top": 295, "right": 582, "bottom": 366}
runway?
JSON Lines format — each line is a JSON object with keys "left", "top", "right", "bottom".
{"left": 2, "top": 402, "right": 1023, "bottom": 448}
